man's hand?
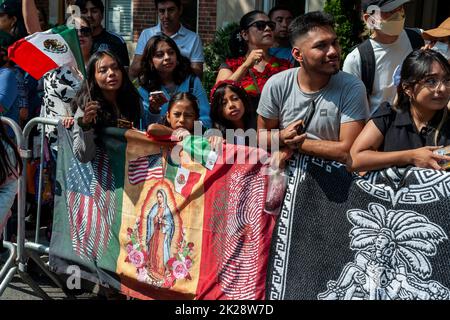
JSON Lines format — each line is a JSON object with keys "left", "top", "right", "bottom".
{"left": 279, "top": 119, "right": 307, "bottom": 148}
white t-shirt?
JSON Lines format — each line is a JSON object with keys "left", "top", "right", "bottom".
{"left": 343, "top": 30, "right": 413, "bottom": 115}
{"left": 257, "top": 68, "right": 369, "bottom": 141}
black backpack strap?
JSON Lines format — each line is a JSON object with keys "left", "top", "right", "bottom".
{"left": 405, "top": 28, "right": 425, "bottom": 50}
{"left": 188, "top": 75, "right": 195, "bottom": 94}
{"left": 357, "top": 39, "right": 376, "bottom": 97}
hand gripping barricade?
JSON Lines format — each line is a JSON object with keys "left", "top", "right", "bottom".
{"left": 0, "top": 117, "right": 74, "bottom": 299}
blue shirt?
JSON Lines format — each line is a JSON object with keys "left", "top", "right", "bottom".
{"left": 269, "top": 47, "right": 295, "bottom": 65}
{"left": 135, "top": 24, "right": 204, "bottom": 63}
{"left": 138, "top": 75, "right": 211, "bottom": 128}
{"left": 0, "top": 67, "right": 19, "bottom": 121}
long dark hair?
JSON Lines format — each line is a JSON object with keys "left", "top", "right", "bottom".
{"left": 71, "top": 50, "right": 142, "bottom": 127}
{"left": 210, "top": 83, "right": 252, "bottom": 130}
{"left": 229, "top": 10, "right": 267, "bottom": 58}
{"left": 163, "top": 92, "right": 199, "bottom": 128}
{"left": 395, "top": 49, "right": 450, "bottom": 145}
{"left": 139, "top": 34, "right": 193, "bottom": 93}
{"left": 0, "top": 121, "right": 22, "bottom": 185}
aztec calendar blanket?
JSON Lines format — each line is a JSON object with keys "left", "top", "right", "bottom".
{"left": 49, "top": 125, "right": 275, "bottom": 299}
{"left": 266, "top": 154, "right": 450, "bottom": 300}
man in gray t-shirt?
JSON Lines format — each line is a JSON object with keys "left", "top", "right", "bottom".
{"left": 257, "top": 11, "right": 369, "bottom": 164}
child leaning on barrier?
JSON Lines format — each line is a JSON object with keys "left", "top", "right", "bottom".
{"left": 209, "top": 80, "right": 256, "bottom": 146}
{"left": 71, "top": 50, "right": 142, "bottom": 163}
{"left": 0, "top": 120, "right": 22, "bottom": 239}
{"left": 146, "top": 92, "right": 222, "bottom": 152}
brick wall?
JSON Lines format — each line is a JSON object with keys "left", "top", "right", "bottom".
{"left": 198, "top": 0, "right": 216, "bottom": 44}
{"left": 132, "top": 0, "right": 158, "bottom": 42}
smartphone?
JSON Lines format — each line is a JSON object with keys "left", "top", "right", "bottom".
{"left": 297, "top": 100, "right": 316, "bottom": 135}
{"left": 434, "top": 146, "right": 450, "bottom": 170}
{"left": 150, "top": 91, "right": 168, "bottom": 103}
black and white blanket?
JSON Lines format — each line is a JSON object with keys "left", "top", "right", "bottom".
{"left": 266, "top": 154, "right": 450, "bottom": 300}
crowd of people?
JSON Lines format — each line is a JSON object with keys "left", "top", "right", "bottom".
{"left": 2, "top": 0, "right": 450, "bottom": 297}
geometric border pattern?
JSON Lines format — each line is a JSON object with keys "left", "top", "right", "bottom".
{"left": 356, "top": 168, "right": 450, "bottom": 206}
{"left": 268, "top": 155, "right": 345, "bottom": 300}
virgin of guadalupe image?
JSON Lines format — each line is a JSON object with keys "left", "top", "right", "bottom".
{"left": 146, "top": 189, "right": 175, "bottom": 280}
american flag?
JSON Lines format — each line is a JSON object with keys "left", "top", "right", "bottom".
{"left": 128, "top": 154, "right": 163, "bottom": 185}
{"left": 66, "top": 149, "right": 116, "bottom": 261}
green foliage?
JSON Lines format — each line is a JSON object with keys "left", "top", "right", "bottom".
{"left": 323, "top": 0, "right": 365, "bottom": 62}
{"left": 202, "top": 22, "right": 239, "bottom": 95}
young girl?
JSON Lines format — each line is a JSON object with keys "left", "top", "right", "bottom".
{"left": 72, "top": 50, "right": 142, "bottom": 163}
{"left": 0, "top": 120, "right": 22, "bottom": 239}
{"left": 350, "top": 49, "right": 450, "bottom": 172}
{"left": 138, "top": 35, "right": 211, "bottom": 129}
{"left": 210, "top": 80, "right": 255, "bottom": 146}
{"left": 147, "top": 92, "right": 201, "bottom": 138}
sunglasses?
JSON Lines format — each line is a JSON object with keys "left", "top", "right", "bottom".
{"left": 247, "top": 20, "right": 276, "bottom": 31}
{"left": 76, "top": 27, "right": 92, "bottom": 37}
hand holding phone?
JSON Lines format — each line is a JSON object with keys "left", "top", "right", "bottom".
{"left": 434, "top": 145, "right": 450, "bottom": 170}
{"left": 297, "top": 100, "right": 316, "bottom": 135}
{"left": 149, "top": 91, "right": 168, "bottom": 113}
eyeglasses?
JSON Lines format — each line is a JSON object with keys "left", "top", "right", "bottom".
{"left": 420, "top": 77, "right": 450, "bottom": 90}
{"left": 76, "top": 27, "right": 92, "bottom": 37}
{"left": 247, "top": 20, "right": 276, "bottom": 31}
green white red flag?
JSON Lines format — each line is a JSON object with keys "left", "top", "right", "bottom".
{"left": 8, "top": 25, "right": 85, "bottom": 80}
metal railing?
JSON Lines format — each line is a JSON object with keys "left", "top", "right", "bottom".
{"left": 0, "top": 117, "right": 74, "bottom": 299}
{"left": 0, "top": 117, "right": 27, "bottom": 296}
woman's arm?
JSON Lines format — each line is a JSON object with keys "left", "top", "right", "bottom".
{"left": 146, "top": 123, "right": 174, "bottom": 137}
{"left": 215, "top": 49, "right": 263, "bottom": 83}
{"left": 73, "top": 107, "right": 97, "bottom": 163}
{"left": 349, "top": 120, "right": 449, "bottom": 171}
{"left": 23, "top": 0, "right": 42, "bottom": 34}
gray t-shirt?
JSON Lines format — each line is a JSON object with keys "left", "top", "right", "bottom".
{"left": 257, "top": 68, "right": 369, "bottom": 141}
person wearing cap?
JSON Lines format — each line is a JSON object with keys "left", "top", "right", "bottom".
{"left": 343, "top": 0, "right": 423, "bottom": 114}
{"left": 422, "top": 17, "right": 450, "bottom": 61}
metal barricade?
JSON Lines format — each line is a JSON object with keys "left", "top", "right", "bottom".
{"left": 0, "top": 117, "right": 26, "bottom": 295}
{"left": 0, "top": 117, "right": 74, "bottom": 299}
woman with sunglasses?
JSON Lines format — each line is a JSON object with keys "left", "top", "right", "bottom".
{"left": 350, "top": 49, "right": 450, "bottom": 172}
{"left": 215, "top": 10, "right": 291, "bottom": 126}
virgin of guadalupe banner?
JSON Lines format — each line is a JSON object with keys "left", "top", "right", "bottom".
{"left": 266, "top": 154, "right": 450, "bottom": 300}
{"left": 49, "top": 125, "right": 275, "bottom": 300}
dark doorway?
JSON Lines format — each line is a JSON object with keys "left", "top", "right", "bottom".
{"left": 436, "top": 0, "right": 450, "bottom": 27}
{"left": 181, "top": 0, "right": 198, "bottom": 32}
{"left": 274, "top": 0, "right": 305, "bottom": 18}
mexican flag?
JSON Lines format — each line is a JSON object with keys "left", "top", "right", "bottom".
{"left": 165, "top": 160, "right": 201, "bottom": 199}
{"left": 8, "top": 25, "right": 85, "bottom": 80}
{"left": 49, "top": 127, "right": 275, "bottom": 300}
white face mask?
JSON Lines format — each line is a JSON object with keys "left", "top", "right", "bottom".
{"left": 432, "top": 41, "right": 450, "bottom": 60}
{"left": 368, "top": 10, "right": 405, "bottom": 37}
{"left": 379, "top": 17, "right": 405, "bottom": 36}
